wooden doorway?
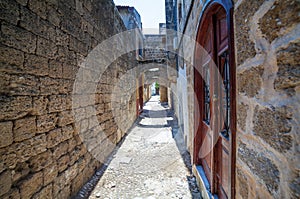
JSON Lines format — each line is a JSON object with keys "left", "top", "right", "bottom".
{"left": 136, "top": 75, "right": 143, "bottom": 116}
{"left": 194, "top": 1, "right": 236, "bottom": 198}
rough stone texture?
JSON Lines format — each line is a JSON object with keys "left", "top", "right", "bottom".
{"left": 0, "top": 0, "right": 137, "bottom": 198}
{"left": 238, "top": 66, "right": 264, "bottom": 97}
{"left": 19, "top": 172, "right": 43, "bottom": 198}
{"left": 234, "top": 0, "right": 265, "bottom": 65}
{"left": 237, "top": 103, "right": 248, "bottom": 132}
{"left": 236, "top": 168, "right": 248, "bottom": 199}
{"left": 260, "top": 0, "right": 300, "bottom": 43}
{"left": 238, "top": 142, "right": 280, "bottom": 195}
{"left": 289, "top": 172, "right": 300, "bottom": 198}
{"left": 0, "top": 170, "right": 12, "bottom": 197}
{"left": 175, "top": 0, "right": 300, "bottom": 198}
{"left": 0, "top": 121, "right": 13, "bottom": 148}
{"left": 253, "top": 106, "right": 292, "bottom": 152}
{"left": 274, "top": 41, "right": 300, "bottom": 94}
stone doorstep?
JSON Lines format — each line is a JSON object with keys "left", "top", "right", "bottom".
{"left": 193, "top": 165, "right": 215, "bottom": 199}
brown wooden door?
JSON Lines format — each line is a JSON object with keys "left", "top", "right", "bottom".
{"left": 194, "top": 3, "right": 235, "bottom": 199}
{"left": 194, "top": 14, "right": 215, "bottom": 186}
{"left": 214, "top": 9, "right": 230, "bottom": 199}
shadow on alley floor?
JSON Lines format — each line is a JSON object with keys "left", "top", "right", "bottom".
{"left": 75, "top": 96, "right": 201, "bottom": 199}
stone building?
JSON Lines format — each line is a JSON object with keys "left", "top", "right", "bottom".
{"left": 167, "top": 0, "right": 300, "bottom": 198}
{"left": 0, "top": 0, "right": 142, "bottom": 198}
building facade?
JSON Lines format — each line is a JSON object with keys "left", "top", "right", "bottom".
{"left": 167, "top": 0, "right": 300, "bottom": 198}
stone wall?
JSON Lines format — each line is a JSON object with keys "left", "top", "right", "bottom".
{"left": 174, "top": 0, "right": 299, "bottom": 198}
{"left": 0, "top": 0, "right": 137, "bottom": 198}
{"left": 234, "top": 0, "right": 299, "bottom": 198}
{"left": 144, "top": 34, "right": 166, "bottom": 61}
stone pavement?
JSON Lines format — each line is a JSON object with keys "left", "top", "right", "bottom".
{"left": 88, "top": 96, "right": 201, "bottom": 199}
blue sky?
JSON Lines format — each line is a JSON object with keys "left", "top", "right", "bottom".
{"left": 114, "top": 0, "right": 165, "bottom": 34}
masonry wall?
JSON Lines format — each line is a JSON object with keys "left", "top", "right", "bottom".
{"left": 0, "top": 0, "right": 137, "bottom": 198}
{"left": 175, "top": 0, "right": 299, "bottom": 198}
{"left": 234, "top": 0, "right": 299, "bottom": 198}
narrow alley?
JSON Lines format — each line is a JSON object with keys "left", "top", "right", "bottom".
{"left": 88, "top": 96, "right": 201, "bottom": 199}
{"left": 0, "top": 0, "right": 299, "bottom": 199}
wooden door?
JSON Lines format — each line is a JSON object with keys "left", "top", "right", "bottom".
{"left": 194, "top": 14, "right": 215, "bottom": 186}
{"left": 194, "top": 3, "right": 235, "bottom": 199}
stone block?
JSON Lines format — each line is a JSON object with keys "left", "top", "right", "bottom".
{"left": 24, "top": 53, "right": 49, "bottom": 76}
{"left": 238, "top": 66, "right": 263, "bottom": 97}
{"left": 40, "top": 77, "right": 60, "bottom": 95}
{"left": 19, "top": 172, "right": 43, "bottom": 198}
{"left": 62, "top": 125, "right": 74, "bottom": 141}
{"left": 0, "top": 0, "right": 20, "bottom": 25}
{"left": 55, "top": 185, "right": 70, "bottom": 199}
{"left": 32, "top": 184, "right": 52, "bottom": 199}
{"left": 57, "top": 154, "right": 70, "bottom": 172}
{"left": 28, "top": 150, "right": 53, "bottom": 172}
{"left": 69, "top": 35, "right": 89, "bottom": 56}
{"left": 32, "top": 96, "right": 48, "bottom": 115}
{"left": 71, "top": 171, "right": 84, "bottom": 196}
{"left": 9, "top": 74, "right": 39, "bottom": 96}
{"left": 274, "top": 42, "right": 300, "bottom": 94}
{"left": 43, "top": 163, "right": 58, "bottom": 186}
{"left": 53, "top": 172, "right": 66, "bottom": 196}
{"left": 14, "top": 116, "right": 36, "bottom": 142}
{"left": 260, "top": 0, "right": 300, "bottom": 42}
{"left": 76, "top": 156, "right": 88, "bottom": 173}
{"left": 37, "top": 113, "right": 57, "bottom": 133}
{"left": 0, "top": 96, "right": 32, "bottom": 121}
{"left": 47, "top": 128, "right": 62, "bottom": 148}
{"left": 28, "top": 0, "right": 47, "bottom": 19}
{"left": 1, "top": 23, "right": 36, "bottom": 54}
{"left": 47, "top": 5, "right": 60, "bottom": 26}
{"left": 12, "top": 134, "right": 47, "bottom": 162}
{"left": 58, "top": 111, "right": 74, "bottom": 126}
{"left": 48, "top": 95, "right": 66, "bottom": 113}
{"left": 1, "top": 188, "right": 20, "bottom": 199}
{"left": 236, "top": 168, "right": 248, "bottom": 199}
{"left": 53, "top": 141, "right": 69, "bottom": 159}
{"left": 238, "top": 142, "right": 280, "bottom": 194}
{"left": 20, "top": 6, "right": 55, "bottom": 40}
{"left": 0, "top": 147, "right": 17, "bottom": 172}
{"left": 11, "top": 162, "right": 30, "bottom": 183}
{"left": 58, "top": 47, "right": 77, "bottom": 66}
{"left": 0, "top": 72, "right": 12, "bottom": 96}
{"left": 65, "top": 162, "right": 78, "bottom": 185}
{"left": 253, "top": 106, "right": 292, "bottom": 152}
{"left": 234, "top": 0, "right": 265, "bottom": 65}
{"left": 62, "top": 63, "right": 77, "bottom": 80}
{"left": 54, "top": 28, "right": 69, "bottom": 47}
{"left": 0, "top": 170, "right": 12, "bottom": 197}
{"left": 0, "top": 121, "right": 13, "bottom": 148}
{"left": 49, "top": 60, "right": 63, "bottom": 78}
{"left": 0, "top": 44, "right": 24, "bottom": 67}
{"left": 36, "top": 36, "right": 57, "bottom": 58}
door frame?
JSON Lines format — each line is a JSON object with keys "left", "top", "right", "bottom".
{"left": 193, "top": 0, "right": 236, "bottom": 198}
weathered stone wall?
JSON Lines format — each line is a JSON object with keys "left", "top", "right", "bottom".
{"left": 144, "top": 34, "right": 166, "bottom": 61}
{"left": 175, "top": 0, "right": 299, "bottom": 198}
{"left": 234, "top": 0, "right": 299, "bottom": 198}
{"left": 0, "top": 0, "right": 137, "bottom": 198}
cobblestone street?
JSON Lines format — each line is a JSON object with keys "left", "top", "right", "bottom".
{"left": 89, "top": 96, "right": 201, "bottom": 199}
